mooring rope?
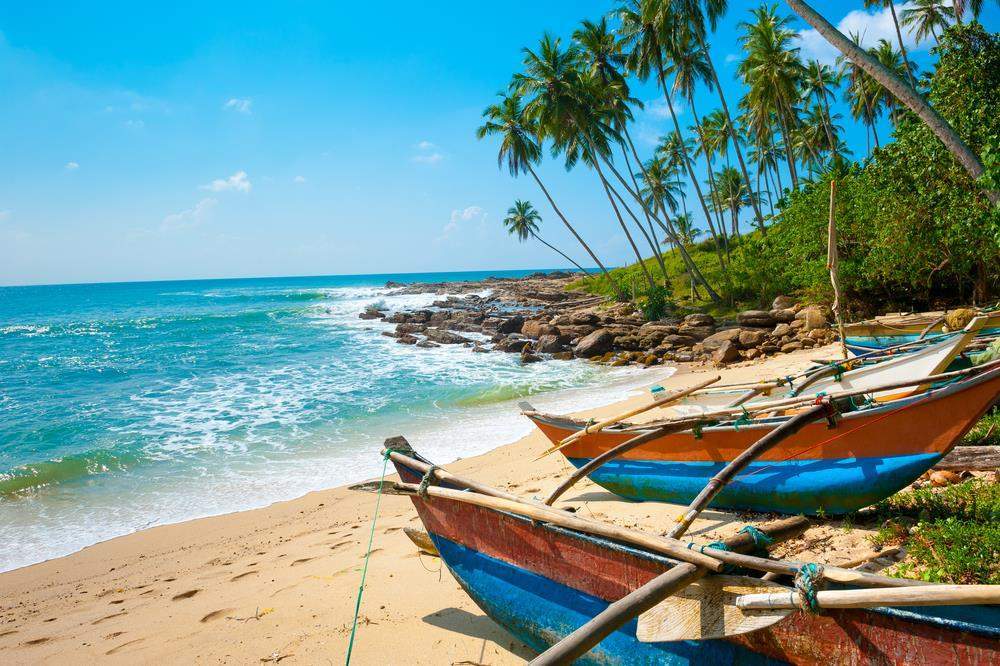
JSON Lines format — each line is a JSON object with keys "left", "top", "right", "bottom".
{"left": 345, "top": 450, "right": 392, "bottom": 665}
{"left": 795, "top": 563, "right": 826, "bottom": 613}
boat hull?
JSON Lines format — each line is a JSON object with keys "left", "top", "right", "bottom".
{"left": 393, "top": 459, "right": 1000, "bottom": 665}
{"left": 526, "top": 365, "right": 1000, "bottom": 514}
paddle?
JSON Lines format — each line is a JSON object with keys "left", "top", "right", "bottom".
{"left": 534, "top": 374, "right": 721, "bottom": 460}
{"left": 636, "top": 576, "right": 1000, "bottom": 642}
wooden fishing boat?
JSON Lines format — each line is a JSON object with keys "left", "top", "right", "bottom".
{"left": 844, "top": 309, "right": 1000, "bottom": 353}
{"left": 522, "top": 363, "right": 1000, "bottom": 514}
{"left": 665, "top": 322, "right": 982, "bottom": 418}
{"left": 388, "top": 450, "right": 1000, "bottom": 665}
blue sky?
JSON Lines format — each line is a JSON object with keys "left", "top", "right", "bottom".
{"left": 1, "top": 1, "right": 996, "bottom": 286}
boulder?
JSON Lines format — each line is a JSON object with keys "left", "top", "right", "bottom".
{"left": 520, "top": 350, "right": 543, "bottom": 364}
{"left": 396, "top": 323, "right": 428, "bottom": 335}
{"left": 737, "top": 310, "right": 776, "bottom": 328}
{"left": 472, "top": 344, "right": 490, "bottom": 353}
{"left": 795, "top": 305, "right": 830, "bottom": 331}
{"left": 495, "top": 337, "right": 532, "bottom": 354}
{"left": 770, "top": 308, "right": 797, "bottom": 323}
{"left": 738, "top": 328, "right": 768, "bottom": 348}
{"left": 677, "top": 324, "right": 715, "bottom": 340}
{"left": 481, "top": 316, "right": 503, "bottom": 332}
{"left": 557, "top": 324, "right": 597, "bottom": 340}
{"left": 613, "top": 334, "right": 643, "bottom": 351}
{"left": 552, "top": 311, "right": 599, "bottom": 327}
{"left": 535, "top": 334, "right": 567, "bottom": 354}
{"left": 772, "top": 323, "right": 792, "bottom": 338}
{"left": 744, "top": 348, "right": 761, "bottom": 360}
{"left": 424, "top": 328, "right": 471, "bottom": 345}
{"left": 359, "top": 306, "right": 385, "bottom": 320}
{"left": 780, "top": 341, "right": 803, "bottom": 353}
{"left": 683, "top": 313, "right": 716, "bottom": 328}
{"left": 552, "top": 351, "right": 574, "bottom": 361}
{"left": 713, "top": 340, "right": 740, "bottom": 365}
{"left": 416, "top": 340, "right": 440, "bottom": 349}
{"left": 498, "top": 315, "right": 525, "bottom": 334}
{"left": 702, "top": 328, "right": 742, "bottom": 351}
{"left": 396, "top": 334, "right": 418, "bottom": 345}
{"left": 771, "top": 295, "right": 797, "bottom": 310}
{"left": 521, "top": 320, "right": 560, "bottom": 339}
{"left": 663, "top": 333, "right": 699, "bottom": 348}
{"left": 760, "top": 344, "right": 780, "bottom": 354}
{"left": 574, "top": 329, "right": 615, "bottom": 358}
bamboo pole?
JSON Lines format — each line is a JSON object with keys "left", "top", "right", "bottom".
{"left": 827, "top": 180, "right": 849, "bottom": 360}
{"left": 667, "top": 402, "right": 831, "bottom": 539}
{"left": 528, "top": 519, "right": 805, "bottom": 666}
{"left": 536, "top": 375, "right": 721, "bottom": 459}
{"left": 737, "top": 584, "right": 1000, "bottom": 610}
{"left": 544, "top": 418, "right": 704, "bottom": 506}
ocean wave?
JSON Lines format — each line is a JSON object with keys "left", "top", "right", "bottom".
{"left": 0, "top": 448, "right": 146, "bottom": 497}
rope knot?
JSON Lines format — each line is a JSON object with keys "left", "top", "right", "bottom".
{"left": 417, "top": 465, "right": 442, "bottom": 499}
{"left": 738, "top": 524, "right": 774, "bottom": 551}
{"left": 794, "top": 563, "right": 826, "bottom": 614}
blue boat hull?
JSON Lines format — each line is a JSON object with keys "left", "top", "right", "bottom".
{"left": 567, "top": 452, "right": 943, "bottom": 515}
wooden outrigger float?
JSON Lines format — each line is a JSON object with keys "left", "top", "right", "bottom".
{"left": 522, "top": 361, "right": 1000, "bottom": 514}
{"left": 843, "top": 308, "right": 1000, "bottom": 354}
{"left": 381, "top": 444, "right": 1000, "bottom": 665}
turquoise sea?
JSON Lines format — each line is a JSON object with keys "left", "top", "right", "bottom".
{"left": 0, "top": 271, "right": 661, "bottom": 572}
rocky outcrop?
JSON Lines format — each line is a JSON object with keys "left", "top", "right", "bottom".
{"left": 574, "top": 329, "right": 615, "bottom": 358}
{"left": 737, "top": 310, "right": 776, "bottom": 328}
{"left": 359, "top": 305, "right": 385, "bottom": 320}
{"left": 424, "top": 328, "right": 471, "bottom": 345}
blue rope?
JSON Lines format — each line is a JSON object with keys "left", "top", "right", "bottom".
{"left": 345, "top": 450, "right": 393, "bottom": 664}
{"left": 738, "top": 525, "right": 774, "bottom": 550}
{"left": 794, "top": 563, "right": 826, "bottom": 614}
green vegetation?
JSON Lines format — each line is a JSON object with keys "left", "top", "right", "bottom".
{"left": 871, "top": 478, "right": 1000, "bottom": 583}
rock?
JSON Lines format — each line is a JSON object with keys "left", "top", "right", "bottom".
{"left": 520, "top": 350, "right": 543, "bottom": 364}
{"left": 744, "top": 348, "right": 761, "bottom": 360}
{"left": 788, "top": 319, "right": 805, "bottom": 330}
{"left": 396, "top": 323, "right": 428, "bottom": 335}
{"left": 738, "top": 328, "right": 768, "bottom": 348}
{"left": 416, "top": 340, "right": 440, "bottom": 348}
{"left": 795, "top": 305, "right": 831, "bottom": 331}
{"left": 713, "top": 340, "right": 740, "bottom": 365}
{"left": 424, "top": 328, "right": 471, "bottom": 345}
{"left": 737, "top": 310, "right": 776, "bottom": 328}
{"left": 760, "top": 344, "right": 780, "bottom": 354}
{"left": 397, "top": 334, "right": 418, "bottom": 345}
{"left": 780, "top": 341, "right": 803, "bottom": 353}
{"left": 521, "top": 320, "right": 560, "bottom": 339}
{"left": 552, "top": 351, "right": 574, "bottom": 361}
{"left": 683, "top": 313, "right": 715, "bottom": 328}
{"left": 772, "top": 323, "right": 792, "bottom": 338}
{"left": 675, "top": 352, "right": 694, "bottom": 362}
{"left": 359, "top": 306, "right": 385, "bottom": 320}
{"left": 663, "top": 333, "right": 699, "bottom": 348}
{"left": 574, "top": 329, "right": 615, "bottom": 358}
{"left": 481, "top": 317, "right": 503, "bottom": 332}
{"left": 677, "top": 324, "right": 715, "bottom": 340}
{"left": 801, "top": 337, "right": 816, "bottom": 348}
{"left": 535, "top": 334, "right": 567, "bottom": 354}
{"left": 381, "top": 330, "right": 399, "bottom": 339}
{"left": 702, "top": 328, "right": 742, "bottom": 351}
{"left": 557, "top": 324, "right": 597, "bottom": 340}
{"left": 613, "top": 334, "right": 643, "bottom": 351}
{"left": 498, "top": 315, "right": 525, "bottom": 335}
{"left": 930, "top": 470, "right": 962, "bottom": 487}
{"left": 552, "top": 311, "right": 599, "bottom": 326}
{"left": 808, "top": 328, "right": 829, "bottom": 341}
{"left": 472, "top": 344, "right": 490, "bottom": 353}
{"left": 495, "top": 337, "right": 531, "bottom": 353}
{"left": 771, "top": 295, "right": 797, "bottom": 310}
{"left": 770, "top": 308, "right": 797, "bottom": 323}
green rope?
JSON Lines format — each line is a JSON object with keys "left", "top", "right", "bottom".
{"left": 733, "top": 406, "right": 752, "bottom": 431}
{"left": 738, "top": 525, "right": 774, "bottom": 551}
{"left": 345, "top": 451, "right": 391, "bottom": 665}
{"left": 650, "top": 385, "right": 665, "bottom": 395}
{"left": 794, "top": 563, "right": 826, "bottom": 614}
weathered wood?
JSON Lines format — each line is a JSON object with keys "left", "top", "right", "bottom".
{"left": 934, "top": 445, "right": 1000, "bottom": 471}
{"left": 402, "top": 527, "right": 438, "bottom": 556}
{"left": 737, "top": 584, "right": 1000, "bottom": 611}
{"left": 667, "top": 402, "right": 831, "bottom": 539}
{"left": 544, "top": 418, "right": 704, "bottom": 506}
{"left": 537, "top": 375, "right": 721, "bottom": 459}
{"left": 827, "top": 180, "right": 849, "bottom": 360}
{"left": 529, "top": 521, "right": 801, "bottom": 664}
{"left": 637, "top": 575, "right": 792, "bottom": 642}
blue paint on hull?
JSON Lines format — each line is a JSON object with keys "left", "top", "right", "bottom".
{"left": 567, "top": 452, "right": 943, "bottom": 515}
{"left": 846, "top": 327, "right": 1000, "bottom": 353}
{"left": 431, "top": 534, "right": 784, "bottom": 665}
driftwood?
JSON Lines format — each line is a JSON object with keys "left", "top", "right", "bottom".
{"left": 934, "top": 445, "right": 1000, "bottom": 471}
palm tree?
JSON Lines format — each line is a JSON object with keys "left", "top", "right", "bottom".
{"left": 739, "top": 4, "right": 805, "bottom": 190}
{"left": 516, "top": 35, "right": 657, "bottom": 292}
{"left": 710, "top": 167, "right": 753, "bottom": 237}
{"left": 953, "top": 0, "right": 988, "bottom": 23}
{"left": 503, "top": 200, "right": 591, "bottom": 275}
{"left": 672, "top": 213, "right": 702, "bottom": 245}
{"left": 671, "top": 0, "right": 768, "bottom": 235}
{"left": 870, "top": 39, "right": 919, "bottom": 126}
{"left": 785, "top": 0, "right": 997, "bottom": 205}
{"left": 901, "top": 0, "right": 955, "bottom": 45}
{"left": 617, "top": 0, "right": 723, "bottom": 303}
{"left": 638, "top": 156, "right": 682, "bottom": 221}
{"left": 863, "top": 0, "right": 918, "bottom": 88}
{"left": 800, "top": 59, "right": 841, "bottom": 157}
{"left": 842, "top": 32, "right": 884, "bottom": 154}
{"left": 476, "top": 91, "right": 628, "bottom": 300}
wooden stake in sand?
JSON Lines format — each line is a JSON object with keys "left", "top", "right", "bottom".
{"left": 827, "top": 180, "right": 849, "bottom": 360}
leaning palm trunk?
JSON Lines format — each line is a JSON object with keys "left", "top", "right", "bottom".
{"left": 785, "top": 0, "right": 998, "bottom": 205}
{"left": 616, "top": 144, "right": 669, "bottom": 282}
{"left": 697, "top": 35, "right": 768, "bottom": 235}
{"left": 526, "top": 164, "right": 628, "bottom": 302}
{"left": 775, "top": 101, "right": 800, "bottom": 188}
{"left": 689, "top": 96, "right": 731, "bottom": 259}
{"left": 531, "top": 232, "right": 591, "bottom": 276}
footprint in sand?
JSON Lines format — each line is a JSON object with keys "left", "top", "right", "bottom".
{"left": 109, "top": 599, "right": 125, "bottom": 605}
{"left": 105, "top": 638, "right": 144, "bottom": 655}
{"left": 290, "top": 557, "right": 314, "bottom": 567}
{"left": 329, "top": 541, "right": 351, "bottom": 551}
{"left": 199, "top": 608, "right": 235, "bottom": 623}
{"left": 0, "top": 630, "right": 18, "bottom": 638}
{"left": 91, "top": 612, "right": 127, "bottom": 625}
{"left": 103, "top": 632, "right": 125, "bottom": 640}
{"left": 230, "top": 571, "right": 258, "bottom": 582}
{"left": 24, "top": 637, "right": 51, "bottom": 646}
{"left": 171, "top": 589, "right": 201, "bottom": 601}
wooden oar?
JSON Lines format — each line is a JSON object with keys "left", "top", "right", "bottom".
{"left": 528, "top": 522, "right": 805, "bottom": 665}
{"left": 637, "top": 577, "right": 1000, "bottom": 642}
{"left": 535, "top": 375, "right": 720, "bottom": 459}
{"left": 667, "top": 401, "right": 831, "bottom": 539}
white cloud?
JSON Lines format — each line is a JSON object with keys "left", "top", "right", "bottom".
{"left": 65, "top": 161, "right": 79, "bottom": 170}
{"left": 293, "top": 175, "right": 307, "bottom": 184}
{"left": 797, "top": 2, "right": 930, "bottom": 66}
{"left": 124, "top": 119, "right": 145, "bottom": 129}
{"left": 223, "top": 98, "right": 253, "bottom": 114}
{"left": 438, "top": 206, "right": 486, "bottom": 242}
{"left": 644, "top": 97, "right": 684, "bottom": 120}
{"left": 724, "top": 53, "right": 740, "bottom": 63}
{"left": 161, "top": 198, "right": 217, "bottom": 232}
{"left": 201, "top": 170, "right": 251, "bottom": 193}
{"left": 412, "top": 152, "right": 444, "bottom": 165}
{"left": 412, "top": 140, "right": 445, "bottom": 165}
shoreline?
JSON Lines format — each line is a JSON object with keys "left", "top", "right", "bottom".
{"left": 1, "top": 346, "right": 882, "bottom": 665}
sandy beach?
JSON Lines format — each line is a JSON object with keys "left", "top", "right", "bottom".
{"left": 0, "top": 344, "right": 895, "bottom": 664}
